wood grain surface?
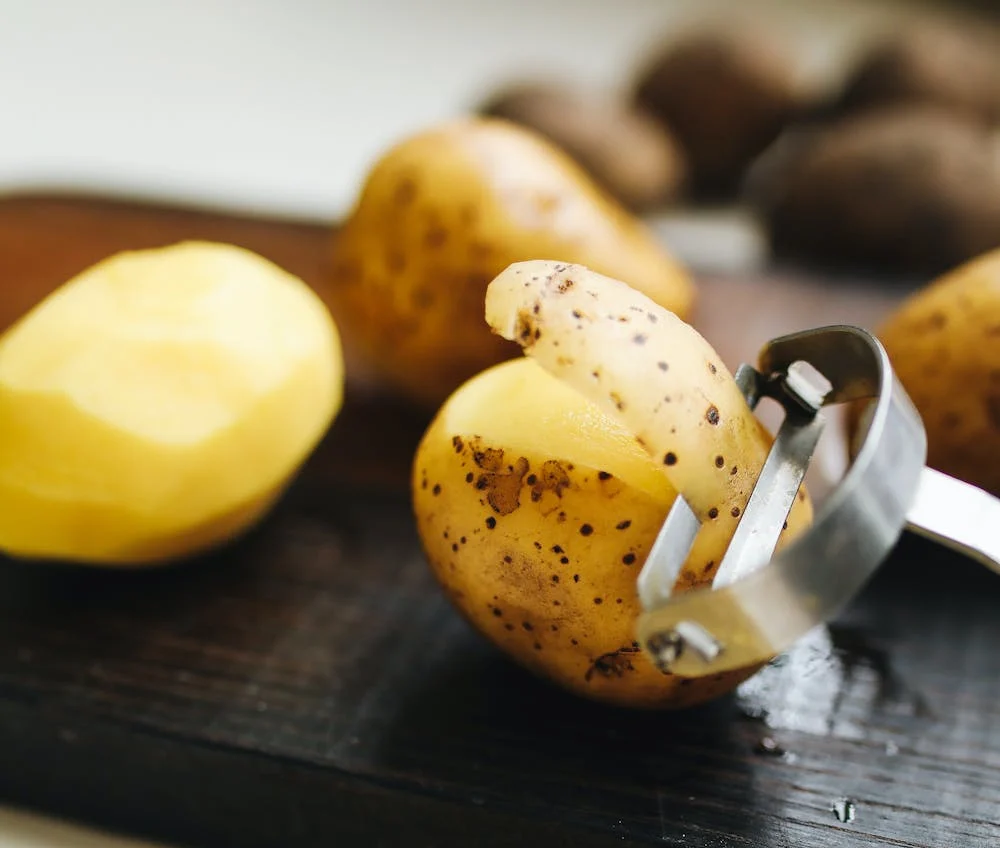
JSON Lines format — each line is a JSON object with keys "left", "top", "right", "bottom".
{"left": 0, "top": 193, "right": 996, "bottom": 848}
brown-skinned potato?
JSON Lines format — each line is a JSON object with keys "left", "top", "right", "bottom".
{"left": 762, "top": 107, "right": 1000, "bottom": 274}
{"left": 633, "top": 29, "right": 806, "bottom": 196}
{"left": 478, "top": 82, "right": 687, "bottom": 211}
{"left": 834, "top": 23, "right": 1000, "bottom": 126}
{"left": 323, "top": 118, "right": 694, "bottom": 409}
{"left": 412, "top": 261, "right": 813, "bottom": 708}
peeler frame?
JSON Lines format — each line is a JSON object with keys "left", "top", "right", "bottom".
{"left": 636, "top": 324, "right": 998, "bottom": 679}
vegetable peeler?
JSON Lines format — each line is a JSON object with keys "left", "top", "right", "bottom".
{"left": 636, "top": 324, "right": 1000, "bottom": 678}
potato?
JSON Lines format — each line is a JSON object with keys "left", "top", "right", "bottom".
{"left": 0, "top": 241, "right": 343, "bottom": 566}
{"left": 835, "top": 23, "right": 1000, "bottom": 126}
{"left": 633, "top": 29, "right": 806, "bottom": 195}
{"left": 762, "top": 106, "right": 1000, "bottom": 274}
{"left": 478, "top": 81, "right": 687, "bottom": 210}
{"left": 324, "top": 118, "right": 694, "bottom": 409}
{"left": 858, "top": 248, "right": 1000, "bottom": 497}
{"left": 412, "top": 261, "right": 812, "bottom": 708}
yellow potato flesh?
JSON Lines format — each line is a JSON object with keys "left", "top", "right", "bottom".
{"left": 0, "top": 241, "right": 343, "bottom": 565}
{"left": 413, "top": 358, "right": 765, "bottom": 708}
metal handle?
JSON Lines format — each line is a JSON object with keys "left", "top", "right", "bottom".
{"left": 906, "top": 467, "right": 1000, "bottom": 575}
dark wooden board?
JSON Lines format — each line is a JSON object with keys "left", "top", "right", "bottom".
{"left": 0, "top": 193, "right": 997, "bottom": 848}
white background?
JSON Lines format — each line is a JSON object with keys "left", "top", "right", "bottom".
{"left": 0, "top": 0, "right": 966, "bottom": 845}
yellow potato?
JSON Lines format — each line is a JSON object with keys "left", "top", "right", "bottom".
{"left": 865, "top": 248, "right": 1000, "bottom": 496}
{"left": 413, "top": 262, "right": 812, "bottom": 708}
{"left": 0, "top": 241, "right": 344, "bottom": 566}
{"left": 325, "top": 117, "right": 694, "bottom": 408}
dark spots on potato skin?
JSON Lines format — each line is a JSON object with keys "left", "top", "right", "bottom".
{"left": 533, "top": 642, "right": 543, "bottom": 651}
{"left": 940, "top": 411, "right": 962, "bottom": 430}
{"left": 709, "top": 362, "right": 718, "bottom": 375}
{"left": 573, "top": 574, "right": 580, "bottom": 583}
{"left": 664, "top": 452, "right": 678, "bottom": 466}
{"left": 522, "top": 622, "right": 534, "bottom": 631}
{"left": 702, "top": 559, "right": 716, "bottom": 575}
{"left": 706, "top": 406, "right": 721, "bottom": 426}
{"left": 432, "top": 483, "right": 442, "bottom": 496}
{"left": 584, "top": 645, "right": 641, "bottom": 682}
{"left": 551, "top": 545, "right": 563, "bottom": 554}
{"left": 560, "top": 556, "right": 569, "bottom": 564}
{"left": 469, "top": 441, "right": 530, "bottom": 515}
{"left": 485, "top": 516, "right": 497, "bottom": 529}
{"left": 633, "top": 333, "right": 648, "bottom": 345}
{"left": 385, "top": 250, "right": 406, "bottom": 274}
{"left": 610, "top": 391, "right": 626, "bottom": 411}
{"left": 657, "top": 361, "right": 669, "bottom": 372}
{"left": 598, "top": 471, "right": 612, "bottom": 480}
{"left": 715, "top": 455, "right": 725, "bottom": 468}
{"left": 580, "top": 523, "right": 594, "bottom": 536}
{"left": 531, "top": 461, "right": 571, "bottom": 502}
{"left": 731, "top": 507, "right": 741, "bottom": 518}
{"left": 394, "top": 177, "right": 417, "bottom": 206}
{"left": 987, "top": 395, "right": 1000, "bottom": 431}
{"left": 616, "top": 520, "right": 631, "bottom": 530}
{"left": 593, "top": 597, "right": 603, "bottom": 605}
{"left": 424, "top": 226, "right": 448, "bottom": 249}
{"left": 452, "top": 436, "right": 464, "bottom": 454}
{"left": 919, "top": 311, "right": 948, "bottom": 332}
{"left": 622, "top": 552, "right": 636, "bottom": 565}
{"left": 504, "top": 623, "right": 515, "bottom": 631}
{"left": 492, "top": 607, "right": 503, "bottom": 617}
{"left": 708, "top": 508, "right": 719, "bottom": 519}
{"left": 465, "top": 472, "right": 474, "bottom": 483}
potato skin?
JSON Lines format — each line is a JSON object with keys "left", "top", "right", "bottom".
{"left": 869, "top": 249, "right": 1000, "bottom": 497}
{"left": 324, "top": 118, "right": 694, "bottom": 409}
{"left": 835, "top": 24, "right": 1000, "bottom": 126}
{"left": 479, "top": 82, "right": 687, "bottom": 211}
{"left": 633, "top": 29, "right": 804, "bottom": 196}
{"left": 762, "top": 107, "right": 1000, "bottom": 274}
{"left": 412, "top": 360, "right": 760, "bottom": 709}
{"left": 485, "top": 260, "right": 813, "bottom": 558}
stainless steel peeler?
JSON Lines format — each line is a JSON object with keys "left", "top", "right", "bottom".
{"left": 636, "top": 324, "right": 1000, "bottom": 678}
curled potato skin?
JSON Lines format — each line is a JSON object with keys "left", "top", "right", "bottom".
{"left": 486, "top": 260, "right": 812, "bottom": 563}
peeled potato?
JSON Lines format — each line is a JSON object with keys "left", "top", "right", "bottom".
{"left": 0, "top": 241, "right": 344, "bottom": 566}
{"left": 413, "top": 261, "right": 812, "bottom": 708}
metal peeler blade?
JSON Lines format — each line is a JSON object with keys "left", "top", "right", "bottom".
{"left": 636, "top": 324, "right": 1000, "bottom": 678}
